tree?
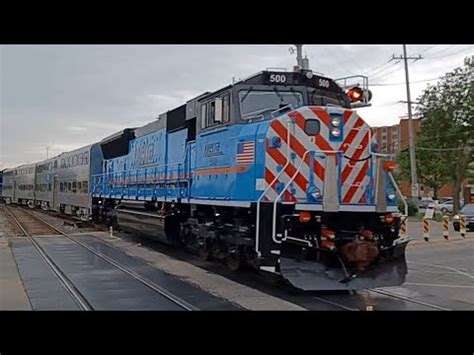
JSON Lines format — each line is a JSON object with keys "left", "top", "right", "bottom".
{"left": 396, "top": 144, "right": 448, "bottom": 200}
{"left": 413, "top": 56, "right": 474, "bottom": 212}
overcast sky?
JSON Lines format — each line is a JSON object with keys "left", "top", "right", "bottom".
{"left": 1, "top": 44, "right": 473, "bottom": 168}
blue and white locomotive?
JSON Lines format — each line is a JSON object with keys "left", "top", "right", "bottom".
{"left": 89, "top": 69, "right": 411, "bottom": 290}
{"left": 0, "top": 64, "right": 411, "bottom": 290}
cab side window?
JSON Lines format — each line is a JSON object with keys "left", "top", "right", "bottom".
{"left": 200, "top": 93, "right": 231, "bottom": 129}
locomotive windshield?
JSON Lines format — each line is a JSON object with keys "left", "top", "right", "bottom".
{"left": 309, "top": 90, "right": 349, "bottom": 107}
{"left": 239, "top": 90, "right": 303, "bottom": 119}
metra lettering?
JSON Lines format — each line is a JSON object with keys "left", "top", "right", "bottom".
{"left": 204, "top": 142, "right": 222, "bottom": 157}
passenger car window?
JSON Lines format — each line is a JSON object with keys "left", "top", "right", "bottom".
{"left": 83, "top": 181, "right": 88, "bottom": 193}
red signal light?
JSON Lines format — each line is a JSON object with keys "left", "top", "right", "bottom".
{"left": 347, "top": 87, "right": 364, "bottom": 102}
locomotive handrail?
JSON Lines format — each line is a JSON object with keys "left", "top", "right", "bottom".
{"left": 271, "top": 149, "right": 340, "bottom": 244}
{"left": 254, "top": 117, "right": 293, "bottom": 257}
{"left": 388, "top": 171, "right": 408, "bottom": 217}
{"left": 92, "top": 160, "right": 189, "bottom": 200}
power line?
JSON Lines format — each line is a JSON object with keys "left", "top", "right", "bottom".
{"left": 422, "top": 45, "right": 457, "bottom": 56}
{"left": 416, "top": 146, "right": 473, "bottom": 152}
{"left": 419, "top": 45, "right": 439, "bottom": 54}
{"left": 362, "top": 59, "right": 393, "bottom": 76}
{"left": 416, "top": 129, "right": 474, "bottom": 140}
{"left": 425, "top": 46, "right": 474, "bottom": 59}
{"left": 371, "top": 65, "right": 404, "bottom": 81}
{"left": 372, "top": 72, "right": 469, "bottom": 86}
{"left": 371, "top": 77, "right": 439, "bottom": 86}
{"left": 369, "top": 61, "right": 399, "bottom": 78}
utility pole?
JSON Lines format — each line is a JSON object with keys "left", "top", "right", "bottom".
{"left": 390, "top": 45, "right": 423, "bottom": 205}
{"left": 45, "top": 145, "right": 51, "bottom": 160}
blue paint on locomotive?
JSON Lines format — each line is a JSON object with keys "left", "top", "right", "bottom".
{"left": 192, "top": 122, "right": 264, "bottom": 201}
{"left": 92, "top": 109, "right": 397, "bottom": 208}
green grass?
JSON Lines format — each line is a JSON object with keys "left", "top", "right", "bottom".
{"left": 408, "top": 211, "right": 450, "bottom": 222}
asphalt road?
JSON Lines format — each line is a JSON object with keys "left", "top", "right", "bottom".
{"left": 404, "top": 237, "right": 474, "bottom": 307}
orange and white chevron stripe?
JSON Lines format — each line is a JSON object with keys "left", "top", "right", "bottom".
{"left": 263, "top": 106, "right": 376, "bottom": 205}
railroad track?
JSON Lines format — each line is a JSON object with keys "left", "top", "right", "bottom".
{"left": 367, "top": 288, "right": 451, "bottom": 311}
{"left": 307, "top": 285, "right": 453, "bottom": 311}
{"left": 4, "top": 206, "right": 197, "bottom": 311}
{"left": 308, "top": 288, "right": 451, "bottom": 311}
{"left": 3, "top": 205, "right": 453, "bottom": 311}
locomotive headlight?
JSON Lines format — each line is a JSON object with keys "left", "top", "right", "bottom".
{"left": 331, "top": 128, "right": 341, "bottom": 137}
{"left": 311, "top": 187, "right": 321, "bottom": 199}
{"left": 331, "top": 117, "right": 341, "bottom": 127}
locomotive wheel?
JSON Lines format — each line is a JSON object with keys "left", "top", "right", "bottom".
{"left": 226, "top": 252, "right": 242, "bottom": 272}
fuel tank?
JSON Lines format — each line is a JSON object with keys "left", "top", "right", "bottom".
{"left": 115, "top": 201, "right": 180, "bottom": 245}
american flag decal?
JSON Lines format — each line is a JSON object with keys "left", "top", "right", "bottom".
{"left": 236, "top": 141, "right": 255, "bottom": 164}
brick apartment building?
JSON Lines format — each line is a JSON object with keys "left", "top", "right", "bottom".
{"left": 373, "top": 115, "right": 470, "bottom": 199}
{"left": 373, "top": 115, "right": 422, "bottom": 155}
